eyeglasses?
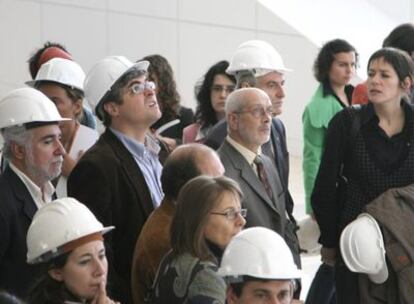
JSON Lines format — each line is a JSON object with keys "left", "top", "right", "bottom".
{"left": 129, "top": 81, "right": 156, "bottom": 95}
{"left": 210, "top": 208, "right": 247, "bottom": 220}
{"left": 235, "top": 106, "right": 274, "bottom": 118}
{"left": 211, "top": 85, "right": 236, "bottom": 94}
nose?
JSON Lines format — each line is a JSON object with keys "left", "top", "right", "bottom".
{"left": 276, "top": 86, "right": 285, "bottom": 98}
{"left": 55, "top": 139, "right": 65, "bottom": 155}
{"left": 94, "top": 259, "right": 106, "bottom": 277}
{"left": 236, "top": 212, "right": 246, "bottom": 227}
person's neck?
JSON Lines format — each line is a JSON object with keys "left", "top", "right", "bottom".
{"left": 215, "top": 112, "right": 225, "bottom": 121}
{"left": 12, "top": 160, "right": 46, "bottom": 189}
{"left": 374, "top": 100, "right": 403, "bottom": 123}
{"left": 330, "top": 82, "right": 348, "bottom": 104}
{"left": 110, "top": 121, "right": 149, "bottom": 143}
{"left": 61, "top": 121, "right": 79, "bottom": 151}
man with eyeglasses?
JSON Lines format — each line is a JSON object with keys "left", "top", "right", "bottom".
{"left": 67, "top": 56, "right": 163, "bottom": 304}
{"left": 204, "top": 40, "right": 297, "bottom": 250}
{"left": 217, "top": 87, "right": 301, "bottom": 297}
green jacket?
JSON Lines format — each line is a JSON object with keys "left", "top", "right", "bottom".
{"left": 302, "top": 84, "right": 344, "bottom": 214}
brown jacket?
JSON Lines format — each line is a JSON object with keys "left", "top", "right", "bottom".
{"left": 131, "top": 198, "right": 175, "bottom": 304}
{"left": 360, "top": 183, "right": 414, "bottom": 303}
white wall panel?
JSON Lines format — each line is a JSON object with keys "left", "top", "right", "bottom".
{"left": 108, "top": 0, "right": 178, "bottom": 19}
{"left": 180, "top": 0, "right": 256, "bottom": 29}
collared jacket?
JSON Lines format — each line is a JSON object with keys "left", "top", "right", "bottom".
{"left": 302, "top": 84, "right": 348, "bottom": 214}
{"left": 0, "top": 166, "right": 41, "bottom": 297}
{"left": 68, "top": 129, "right": 155, "bottom": 304}
{"left": 358, "top": 183, "right": 414, "bottom": 304}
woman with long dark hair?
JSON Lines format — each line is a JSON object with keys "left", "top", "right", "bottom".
{"left": 183, "top": 61, "right": 236, "bottom": 143}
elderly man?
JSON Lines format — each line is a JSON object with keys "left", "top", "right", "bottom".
{"left": 0, "top": 88, "right": 67, "bottom": 297}
{"left": 131, "top": 143, "right": 224, "bottom": 304}
{"left": 68, "top": 56, "right": 163, "bottom": 303}
{"left": 219, "top": 227, "right": 302, "bottom": 304}
{"left": 218, "top": 88, "right": 300, "bottom": 273}
{"left": 205, "top": 40, "right": 296, "bottom": 229}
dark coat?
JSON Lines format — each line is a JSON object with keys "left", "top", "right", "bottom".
{"left": 0, "top": 166, "right": 41, "bottom": 297}
{"left": 218, "top": 141, "right": 300, "bottom": 268}
{"left": 67, "top": 129, "right": 155, "bottom": 304}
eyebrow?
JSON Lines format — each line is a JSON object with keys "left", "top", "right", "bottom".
{"left": 127, "top": 79, "right": 145, "bottom": 88}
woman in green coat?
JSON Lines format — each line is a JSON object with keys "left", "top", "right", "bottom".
{"left": 302, "top": 38, "right": 357, "bottom": 304}
{"left": 302, "top": 39, "right": 358, "bottom": 215}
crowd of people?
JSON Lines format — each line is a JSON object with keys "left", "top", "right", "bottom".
{"left": 1, "top": 22, "right": 414, "bottom": 304}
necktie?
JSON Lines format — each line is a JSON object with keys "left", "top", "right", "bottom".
{"left": 254, "top": 155, "right": 273, "bottom": 200}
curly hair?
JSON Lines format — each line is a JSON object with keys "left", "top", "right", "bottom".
{"left": 141, "top": 54, "right": 181, "bottom": 121}
{"left": 313, "top": 39, "right": 358, "bottom": 83}
{"left": 195, "top": 60, "right": 236, "bottom": 130}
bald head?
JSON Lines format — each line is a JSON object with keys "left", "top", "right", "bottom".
{"left": 161, "top": 143, "right": 224, "bottom": 200}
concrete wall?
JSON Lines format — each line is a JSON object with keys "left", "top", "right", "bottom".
{"left": 2, "top": 0, "right": 411, "bottom": 155}
{"left": 0, "top": 0, "right": 320, "bottom": 155}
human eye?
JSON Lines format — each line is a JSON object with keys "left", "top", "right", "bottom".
{"left": 278, "top": 290, "right": 292, "bottom": 303}
{"left": 367, "top": 70, "right": 375, "bottom": 78}
{"left": 380, "top": 72, "right": 390, "bottom": 78}
{"left": 254, "top": 291, "right": 269, "bottom": 300}
{"left": 225, "top": 209, "right": 237, "bottom": 220}
{"left": 212, "top": 85, "right": 223, "bottom": 92}
{"left": 131, "top": 83, "right": 144, "bottom": 94}
{"left": 78, "top": 257, "right": 91, "bottom": 266}
{"left": 252, "top": 107, "right": 262, "bottom": 118}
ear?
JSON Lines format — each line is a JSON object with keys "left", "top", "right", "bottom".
{"left": 48, "top": 268, "right": 64, "bottom": 282}
{"left": 227, "top": 113, "right": 239, "bottom": 131}
{"left": 11, "top": 142, "right": 26, "bottom": 160}
{"left": 401, "top": 76, "right": 412, "bottom": 91}
{"left": 226, "top": 286, "right": 238, "bottom": 304}
{"left": 103, "top": 101, "right": 119, "bottom": 118}
{"left": 73, "top": 98, "right": 83, "bottom": 118}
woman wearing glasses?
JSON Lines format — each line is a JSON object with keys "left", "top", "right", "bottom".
{"left": 150, "top": 175, "right": 246, "bottom": 304}
{"left": 183, "top": 61, "right": 236, "bottom": 143}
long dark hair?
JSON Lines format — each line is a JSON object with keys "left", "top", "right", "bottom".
{"left": 141, "top": 54, "right": 181, "bottom": 121}
{"left": 195, "top": 61, "right": 236, "bottom": 130}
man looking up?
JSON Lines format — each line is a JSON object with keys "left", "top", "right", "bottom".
{"left": 68, "top": 56, "right": 163, "bottom": 303}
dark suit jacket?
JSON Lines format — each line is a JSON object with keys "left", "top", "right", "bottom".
{"left": 218, "top": 141, "right": 300, "bottom": 267}
{"left": 0, "top": 166, "right": 41, "bottom": 297}
{"left": 67, "top": 129, "right": 154, "bottom": 304}
{"left": 205, "top": 118, "right": 296, "bottom": 222}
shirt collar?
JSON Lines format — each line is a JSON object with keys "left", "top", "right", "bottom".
{"left": 109, "top": 128, "right": 160, "bottom": 159}
{"left": 226, "top": 135, "right": 262, "bottom": 166}
{"left": 9, "top": 162, "right": 55, "bottom": 209}
{"left": 322, "top": 79, "right": 354, "bottom": 103}
{"left": 361, "top": 100, "right": 414, "bottom": 126}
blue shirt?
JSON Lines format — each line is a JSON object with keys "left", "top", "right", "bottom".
{"left": 110, "top": 128, "right": 163, "bottom": 207}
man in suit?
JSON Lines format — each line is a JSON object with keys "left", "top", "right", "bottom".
{"left": 204, "top": 40, "right": 295, "bottom": 222}
{"left": 67, "top": 56, "right": 163, "bottom": 304}
{"left": 0, "top": 88, "right": 67, "bottom": 297}
{"left": 131, "top": 143, "right": 224, "bottom": 304}
{"left": 217, "top": 88, "right": 301, "bottom": 283}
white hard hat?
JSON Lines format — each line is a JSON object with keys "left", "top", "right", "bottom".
{"left": 26, "top": 58, "right": 85, "bottom": 91}
{"left": 84, "top": 56, "right": 149, "bottom": 119}
{"left": 27, "top": 197, "right": 114, "bottom": 264}
{"left": 226, "top": 40, "right": 292, "bottom": 76}
{"left": 0, "top": 88, "right": 70, "bottom": 130}
{"left": 340, "top": 213, "right": 388, "bottom": 284}
{"left": 218, "top": 227, "right": 301, "bottom": 281}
